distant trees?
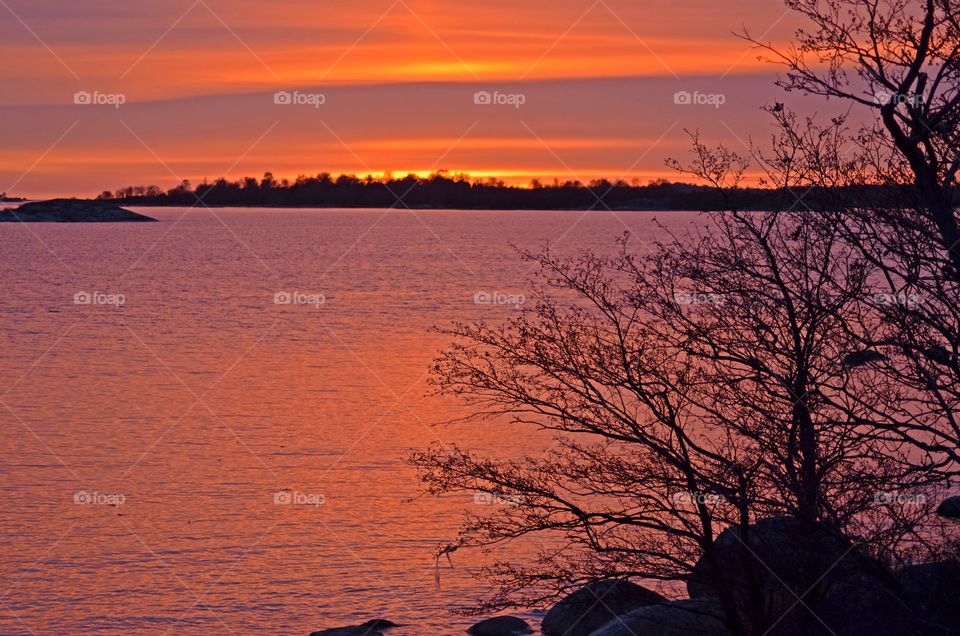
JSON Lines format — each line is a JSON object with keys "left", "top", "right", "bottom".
{"left": 100, "top": 171, "right": 895, "bottom": 211}
{"left": 98, "top": 184, "right": 165, "bottom": 200}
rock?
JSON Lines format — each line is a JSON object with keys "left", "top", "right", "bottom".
{"left": 687, "top": 516, "right": 913, "bottom": 636}
{"left": 937, "top": 496, "right": 960, "bottom": 519}
{"left": 687, "top": 517, "right": 852, "bottom": 599}
{"left": 818, "top": 571, "right": 916, "bottom": 636}
{"left": 467, "top": 615, "right": 533, "bottom": 635}
{"left": 897, "top": 560, "right": 960, "bottom": 632}
{"left": 0, "top": 199, "right": 157, "bottom": 223}
{"left": 310, "top": 618, "right": 399, "bottom": 636}
{"left": 541, "top": 580, "right": 666, "bottom": 636}
{"left": 588, "top": 598, "right": 729, "bottom": 636}
{"left": 357, "top": 621, "right": 399, "bottom": 631}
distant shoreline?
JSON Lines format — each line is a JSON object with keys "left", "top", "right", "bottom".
{"left": 122, "top": 202, "right": 735, "bottom": 211}
{"left": 96, "top": 176, "right": 922, "bottom": 212}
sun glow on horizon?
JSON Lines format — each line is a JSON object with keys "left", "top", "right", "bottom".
{"left": 0, "top": 0, "right": 800, "bottom": 198}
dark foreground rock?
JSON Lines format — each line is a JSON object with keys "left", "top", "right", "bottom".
{"left": 0, "top": 199, "right": 157, "bottom": 222}
{"left": 897, "top": 560, "right": 960, "bottom": 633}
{"left": 541, "top": 580, "right": 667, "bottom": 636}
{"left": 467, "top": 615, "right": 533, "bottom": 635}
{"left": 589, "top": 598, "right": 729, "bottom": 636}
{"left": 937, "top": 496, "right": 960, "bottom": 520}
{"left": 309, "top": 618, "right": 399, "bottom": 635}
{"left": 687, "top": 516, "right": 913, "bottom": 636}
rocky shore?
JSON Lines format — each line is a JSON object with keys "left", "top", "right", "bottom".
{"left": 0, "top": 198, "right": 157, "bottom": 222}
{"left": 309, "top": 507, "right": 960, "bottom": 636}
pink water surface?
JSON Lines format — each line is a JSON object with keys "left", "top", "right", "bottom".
{"left": 0, "top": 207, "right": 699, "bottom": 634}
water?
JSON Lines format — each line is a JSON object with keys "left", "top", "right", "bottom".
{"left": 0, "top": 208, "right": 699, "bottom": 635}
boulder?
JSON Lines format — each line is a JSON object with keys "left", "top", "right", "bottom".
{"left": 818, "top": 571, "right": 916, "bottom": 636}
{"left": 310, "top": 619, "right": 399, "bottom": 636}
{"left": 588, "top": 598, "right": 729, "bottom": 636}
{"left": 937, "top": 496, "right": 960, "bottom": 520}
{"left": 687, "top": 517, "right": 858, "bottom": 599}
{"left": 897, "top": 560, "right": 960, "bottom": 633}
{"left": 541, "top": 580, "right": 666, "bottom": 636}
{"left": 687, "top": 516, "right": 913, "bottom": 636}
{"left": 467, "top": 615, "right": 533, "bottom": 635}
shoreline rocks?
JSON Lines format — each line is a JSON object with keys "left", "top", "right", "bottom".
{"left": 308, "top": 525, "right": 959, "bottom": 636}
{"left": 896, "top": 560, "right": 960, "bottom": 633}
{"left": 540, "top": 580, "right": 666, "bottom": 636}
{"left": 589, "top": 598, "right": 729, "bottom": 636}
{"left": 467, "top": 615, "right": 533, "bottom": 635}
{"left": 688, "top": 516, "right": 919, "bottom": 635}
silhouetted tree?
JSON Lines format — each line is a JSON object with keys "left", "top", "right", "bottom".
{"left": 413, "top": 202, "right": 953, "bottom": 635}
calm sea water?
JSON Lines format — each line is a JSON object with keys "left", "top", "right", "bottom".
{"left": 0, "top": 208, "right": 700, "bottom": 635}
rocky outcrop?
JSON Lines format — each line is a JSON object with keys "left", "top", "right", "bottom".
{"left": 466, "top": 615, "right": 533, "bottom": 635}
{"left": 0, "top": 199, "right": 157, "bottom": 222}
{"left": 588, "top": 598, "right": 729, "bottom": 636}
{"left": 541, "top": 580, "right": 666, "bottom": 636}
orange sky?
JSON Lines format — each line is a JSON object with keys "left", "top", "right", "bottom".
{"left": 0, "top": 0, "right": 811, "bottom": 197}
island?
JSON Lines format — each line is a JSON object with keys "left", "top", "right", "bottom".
{"left": 0, "top": 199, "right": 158, "bottom": 223}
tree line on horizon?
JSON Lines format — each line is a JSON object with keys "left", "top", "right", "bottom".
{"left": 96, "top": 172, "right": 921, "bottom": 211}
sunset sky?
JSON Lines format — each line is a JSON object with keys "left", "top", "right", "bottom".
{"left": 0, "top": 0, "right": 810, "bottom": 197}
